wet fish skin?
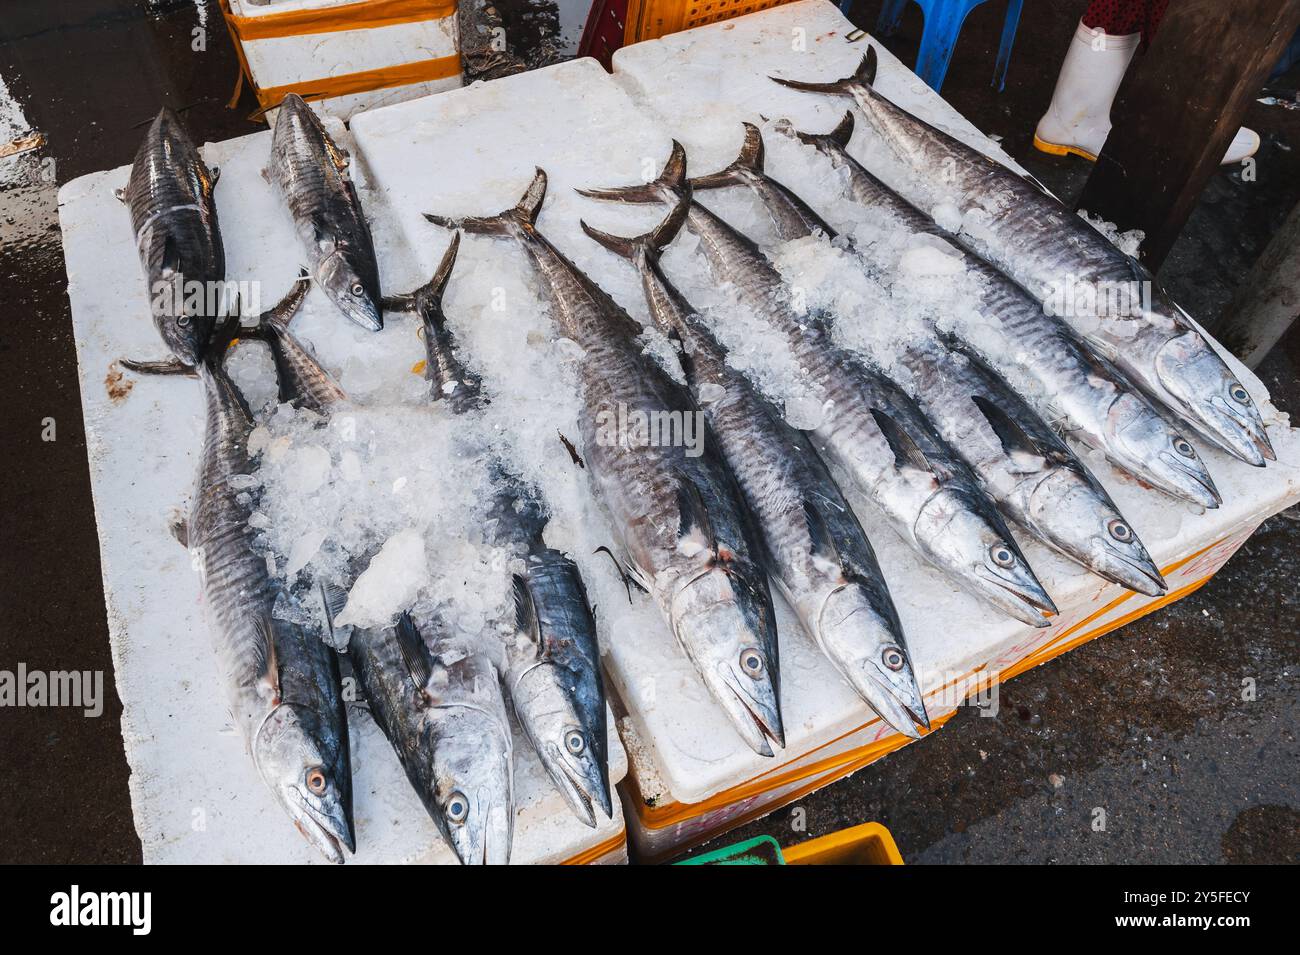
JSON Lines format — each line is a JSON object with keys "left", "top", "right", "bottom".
{"left": 581, "top": 145, "right": 1055, "bottom": 627}
{"left": 414, "top": 234, "right": 611, "bottom": 825}
{"left": 772, "top": 47, "right": 1274, "bottom": 467}
{"left": 783, "top": 112, "right": 1221, "bottom": 511}
{"left": 269, "top": 94, "right": 383, "bottom": 331}
{"left": 120, "top": 107, "right": 224, "bottom": 366}
{"left": 426, "top": 171, "right": 785, "bottom": 757}
{"left": 241, "top": 270, "right": 348, "bottom": 415}
{"left": 345, "top": 613, "right": 514, "bottom": 865}
{"left": 147, "top": 304, "right": 354, "bottom": 863}
{"left": 582, "top": 196, "right": 928, "bottom": 737}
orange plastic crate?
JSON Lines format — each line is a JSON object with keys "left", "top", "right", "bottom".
{"left": 580, "top": 0, "right": 805, "bottom": 69}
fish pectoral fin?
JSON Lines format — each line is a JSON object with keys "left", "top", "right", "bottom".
{"left": 393, "top": 610, "right": 435, "bottom": 691}
{"left": 970, "top": 394, "right": 1061, "bottom": 463}
{"left": 252, "top": 614, "right": 282, "bottom": 706}
{"left": 167, "top": 514, "right": 190, "bottom": 549}
{"left": 512, "top": 574, "right": 544, "bottom": 651}
{"left": 676, "top": 478, "right": 718, "bottom": 559}
{"left": 160, "top": 234, "right": 183, "bottom": 278}
{"left": 870, "top": 407, "right": 938, "bottom": 476}
{"left": 318, "top": 580, "right": 350, "bottom": 645}
{"left": 593, "top": 546, "right": 646, "bottom": 603}
{"left": 119, "top": 357, "right": 197, "bottom": 377}
{"left": 801, "top": 499, "right": 842, "bottom": 565}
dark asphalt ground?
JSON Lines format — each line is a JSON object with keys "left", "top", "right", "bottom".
{"left": 0, "top": 0, "right": 1295, "bottom": 864}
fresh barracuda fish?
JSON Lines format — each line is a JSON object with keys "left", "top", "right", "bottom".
{"left": 127, "top": 295, "right": 354, "bottom": 864}
{"left": 334, "top": 607, "right": 514, "bottom": 866}
{"left": 772, "top": 47, "right": 1275, "bottom": 467}
{"left": 425, "top": 171, "right": 785, "bottom": 756}
{"left": 580, "top": 144, "right": 1056, "bottom": 627}
{"left": 117, "top": 107, "right": 224, "bottom": 366}
{"left": 409, "top": 235, "right": 612, "bottom": 827}
{"left": 781, "top": 113, "right": 1222, "bottom": 512}
{"left": 241, "top": 270, "right": 348, "bottom": 415}
{"left": 695, "top": 123, "right": 1166, "bottom": 596}
{"left": 269, "top": 93, "right": 383, "bottom": 331}
{"left": 582, "top": 195, "right": 929, "bottom": 737}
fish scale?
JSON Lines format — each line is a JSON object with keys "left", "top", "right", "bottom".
{"left": 580, "top": 145, "right": 1057, "bottom": 626}
{"left": 771, "top": 46, "right": 1274, "bottom": 468}
{"left": 780, "top": 111, "right": 1220, "bottom": 511}
{"left": 427, "top": 170, "right": 785, "bottom": 757}
{"left": 581, "top": 196, "right": 929, "bottom": 736}
{"left": 119, "top": 108, "right": 224, "bottom": 366}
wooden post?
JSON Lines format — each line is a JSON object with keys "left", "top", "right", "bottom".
{"left": 1075, "top": 0, "right": 1300, "bottom": 271}
{"left": 1207, "top": 198, "right": 1300, "bottom": 367}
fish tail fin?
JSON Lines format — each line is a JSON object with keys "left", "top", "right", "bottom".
{"left": 688, "top": 123, "right": 764, "bottom": 191}
{"left": 424, "top": 169, "right": 546, "bottom": 236}
{"left": 576, "top": 141, "right": 687, "bottom": 204}
{"left": 382, "top": 232, "right": 461, "bottom": 317}
{"left": 788, "top": 111, "right": 856, "bottom": 154}
{"left": 770, "top": 45, "right": 877, "bottom": 96}
{"left": 579, "top": 189, "right": 692, "bottom": 262}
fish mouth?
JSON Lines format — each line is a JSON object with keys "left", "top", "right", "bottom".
{"left": 1154, "top": 449, "right": 1221, "bottom": 509}
{"left": 1095, "top": 548, "right": 1168, "bottom": 597}
{"left": 547, "top": 749, "right": 613, "bottom": 829}
{"left": 720, "top": 678, "right": 785, "bottom": 757}
{"left": 854, "top": 668, "right": 929, "bottom": 740}
{"left": 976, "top": 567, "right": 1057, "bottom": 627}
{"left": 285, "top": 788, "right": 354, "bottom": 864}
{"left": 1196, "top": 394, "right": 1273, "bottom": 467}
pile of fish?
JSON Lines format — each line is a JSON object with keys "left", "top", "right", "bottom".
{"left": 113, "top": 46, "right": 1274, "bottom": 862}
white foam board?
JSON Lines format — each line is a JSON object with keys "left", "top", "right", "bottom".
{"left": 58, "top": 123, "right": 627, "bottom": 864}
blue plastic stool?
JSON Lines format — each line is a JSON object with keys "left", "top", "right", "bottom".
{"left": 866, "top": 0, "right": 1024, "bottom": 93}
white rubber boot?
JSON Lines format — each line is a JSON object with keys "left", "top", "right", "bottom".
{"left": 1034, "top": 19, "right": 1259, "bottom": 165}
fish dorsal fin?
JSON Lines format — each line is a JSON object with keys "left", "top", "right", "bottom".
{"left": 676, "top": 478, "right": 717, "bottom": 559}
{"left": 512, "top": 574, "right": 543, "bottom": 652}
{"left": 394, "top": 610, "right": 434, "bottom": 691}
{"left": 689, "top": 123, "right": 765, "bottom": 191}
{"left": 802, "top": 499, "right": 840, "bottom": 564}
{"left": 870, "top": 407, "right": 936, "bottom": 475}
{"left": 252, "top": 614, "right": 281, "bottom": 705}
{"left": 970, "top": 394, "right": 1051, "bottom": 462}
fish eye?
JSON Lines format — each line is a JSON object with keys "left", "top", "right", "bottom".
{"left": 177, "top": 314, "right": 190, "bottom": 327}
{"left": 739, "top": 648, "right": 766, "bottom": 678}
{"left": 882, "top": 647, "right": 906, "bottom": 672}
{"left": 565, "top": 730, "right": 586, "bottom": 756}
{"left": 1108, "top": 519, "right": 1133, "bottom": 542}
{"left": 306, "top": 768, "right": 328, "bottom": 795}
{"left": 1173, "top": 437, "right": 1196, "bottom": 458}
{"left": 990, "top": 544, "right": 1016, "bottom": 568}
{"left": 446, "top": 792, "right": 469, "bottom": 824}
{"left": 1229, "top": 383, "right": 1250, "bottom": 405}
{"left": 350, "top": 282, "right": 365, "bottom": 296}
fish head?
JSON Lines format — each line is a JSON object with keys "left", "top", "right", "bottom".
{"left": 671, "top": 563, "right": 784, "bottom": 756}
{"left": 429, "top": 705, "right": 514, "bottom": 865}
{"left": 254, "top": 702, "right": 354, "bottom": 864}
{"left": 916, "top": 488, "right": 1056, "bottom": 627}
{"left": 1026, "top": 470, "right": 1166, "bottom": 597}
{"left": 512, "top": 661, "right": 611, "bottom": 828}
{"left": 317, "top": 244, "right": 383, "bottom": 331}
{"left": 1110, "top": 394, "right": 1221, "bottom": 508}
{"left": 1153, "top": 329, "right": 1272, "bottom": 466}
{"left": 817, "top": 579, "right": 928, "bottom": 738}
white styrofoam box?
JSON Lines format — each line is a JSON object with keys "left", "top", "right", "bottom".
{"left": 602, "top": 0, "right": 1300, "bottom": 852}
{"left": 58, "top": 121, "right": 627, "bottom": 864}
{"left": 225, "top": 0, "right": 461, "bottom": 121}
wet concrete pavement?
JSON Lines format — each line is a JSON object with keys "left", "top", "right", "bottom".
{"left": 0, "top": 0, "right": 1295, "bottom": 864}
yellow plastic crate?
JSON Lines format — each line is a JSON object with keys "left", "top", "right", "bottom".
{"left": 625, "top": 0, "right": 803, "bottom": 44}
{"left": 783, "top": 822, "right": 905, "bottom": 865}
